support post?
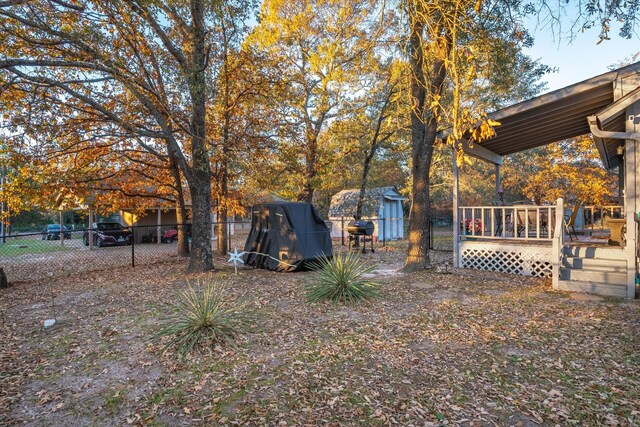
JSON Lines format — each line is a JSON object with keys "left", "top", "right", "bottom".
{"left": 156, "top": 206, "right": 162, "bottom": 244}
{"left": 59, "top": 210, "right": 64, "bottom": 246}
{"left": 552, "top": 198, "right": 564, "bottom": 290}
{"left": 452, "top": 150, "right": 460, "bottom": 267}
{"left": 625, "top": 103, "right": 639, "bottom": 299}
{"left": 88, "top": 207, "right": 94, "bottom": 250}
{"left": 619, "top": 160, "right": 625, "bottom": 207}
{"left": 495, "top": 164, "right": 502, "bottom": 199}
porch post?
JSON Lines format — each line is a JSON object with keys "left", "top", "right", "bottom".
{"left": 452, "top": 149, "right": 460, "bottom": 268}
{"left": 552, "top": 198, "right": 564, "bottom": 290}
{"left": 618, "top": 161, "right": 625, "bottom": 207}
{"left": 624, "top": 101, "right": 639, "bottom": 299}
{"left": 495, "top": 164, "right": 502, "bottom": 198}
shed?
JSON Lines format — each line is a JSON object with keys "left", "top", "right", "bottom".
{"left": 328, "top": 187, "right": 406, "bottom": 241}
{"left": 243, "top": 202, "right": 332, "bottom": 272}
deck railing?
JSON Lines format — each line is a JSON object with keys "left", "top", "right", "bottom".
{"left": 458, "top": 204, "right": 558, "bottom": 241}
{"left": 581, "top": 205, "right": 624, "bottom": 230}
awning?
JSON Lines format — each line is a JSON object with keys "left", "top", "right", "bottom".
{"left": 438, "top": 61, "right": 640, "bottom": 167}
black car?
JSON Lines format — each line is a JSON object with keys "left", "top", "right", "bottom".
{"left": 41, "top": 224, "right": 72, "bottom": 240}
{"left": 83, "top": 222, "right": 132, "bottom": 247}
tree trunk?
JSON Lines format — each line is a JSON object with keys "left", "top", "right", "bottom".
{"left": 404, "top": 120, "right": 435, "bottom": 271}
{"left": 298, "top": 131, "right": 318, "bottom": 203}
{"left": 169, "top": 162, "right": 190, "bottom": 257}
{"left": 216, "top": 202, "right": 229, "bottom": 255}
{"left": 0, "top": 268, "right": 8, "bottom": 289}
{"left": 403, "top": 19, "right": 450, "bottom": 272}
{"left": 175, "top": 198, "right": 190, "bottom": 257}
{"left": 216, "top": 44, "right": 231, "bottom": 256}
{"left": 188, "top": 176, "right": 213, "bottom": 271}
{"left": 186, "top": 0, "right": 214, "bottom": 272}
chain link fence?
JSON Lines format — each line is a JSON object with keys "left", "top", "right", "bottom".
{"left": 1, "top": 215, "right": 455, "bottom": 283}
{"left": 0, "top": 221, "right": 252, "bottom": 283}
{"left": 333, "top": 215, "right": 453, "bottom": 252}
{"left": 430, "top": 216, "right": 454, "bottom": 251}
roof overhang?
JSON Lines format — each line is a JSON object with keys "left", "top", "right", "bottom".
{"left": 590, "top": 86, "right": 640, "bottom": 169}
{"left": 439, "top": 61, "right": 640, "bottom": 165}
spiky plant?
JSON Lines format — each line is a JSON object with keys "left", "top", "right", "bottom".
{"left": 306, "top": 251, "right": 380, "bottom": 304}
{"left": 157, "top": 279, "right": 250, "bottom": 355}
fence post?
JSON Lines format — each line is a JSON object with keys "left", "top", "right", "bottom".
{"left": 131, "top": 226, "right": 135, "bottom": 268}
{"left": 341, "top": 216, "right": 345, "bottom": 246}
{"left": 228, "top": 221, "right": 232, "bottom": 252}
{"left": 382, "top": 217, "right": 386, "bottom": 247}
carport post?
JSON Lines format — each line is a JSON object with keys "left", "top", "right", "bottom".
{"left": 156, "top": 206, "right": 162, "bottom": 244}
{"left": 59, "top": 210, "right": 64, "bottom": 246}
{"left": 88, "top": 207, "right": 94, "bottom": 250}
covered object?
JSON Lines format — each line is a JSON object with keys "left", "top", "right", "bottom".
{"left": 243, "top": 202, "right": 332, "bottom": 271}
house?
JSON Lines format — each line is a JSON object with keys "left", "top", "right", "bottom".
{"left": 328, "top": 187, "right": 406, "bottom": 241}
{"left": 446, "top": 61, "right": 640, "bottom": 299}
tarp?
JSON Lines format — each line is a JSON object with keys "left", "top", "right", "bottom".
{"left": 243, "top": 202, "right": 333, "bottom": 272}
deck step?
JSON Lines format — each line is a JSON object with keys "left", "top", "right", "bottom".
{"left": 557, "top": 280, "right": 629, "bottom": 298}
{"left": 562, "top": 245, "right": 626, "bottom": 259}
{"left": 562, "top": 257, "right": 627, "bottom": 272}
{"left": 559, "top": 267, "right": 627, "bottom": 285}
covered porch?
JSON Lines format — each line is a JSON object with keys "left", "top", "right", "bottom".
{"left": 447, "top": 62, "right": 640, "bottom": 299}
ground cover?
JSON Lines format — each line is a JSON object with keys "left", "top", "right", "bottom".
{"left": 0, "top": 239, "right": 77, "bottom": 258}
{"left": 0, "top": 244, "right": 638, "bottom": 426}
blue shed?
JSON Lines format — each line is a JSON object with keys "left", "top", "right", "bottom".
{"left": 328, "top": 187, "right": 406, "bottom": 241}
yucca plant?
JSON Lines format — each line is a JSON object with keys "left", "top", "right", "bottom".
{"left": 157, "top": 279, "right": 250, "bottom": 356}
{"left": 306, "top": 251, "right": 380, "bottom": 304}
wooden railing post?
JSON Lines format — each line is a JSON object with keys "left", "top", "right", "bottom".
{"left": 552, "top": 198, "right": 564, "bottom": 289}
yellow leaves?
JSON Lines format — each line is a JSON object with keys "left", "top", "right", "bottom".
{"left": 429, "top": 94, "right": 441, "bottom": 110}
{"left": 470, "top": 118, "right": 500, "bottom": 142}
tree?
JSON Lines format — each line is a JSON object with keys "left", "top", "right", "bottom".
{"left": 0, "top": 0, "right": 225, "bottom": 271}
{"left": 403, "top": 1, "right": 527, "bottom": 270}
{"left": 503, "top": 136, "right": 617, "bottom": 206}
{"left": 206, "top": 0, "right": 258, "bottom": 255}
{"left": 352, "top": 61, "right": 406, "bottom": 220}
{"left": 247, "top": 0, "right": 389, "bottom": 203}
{"left": 401, "top": 0, "right": 634, "bottom": 270}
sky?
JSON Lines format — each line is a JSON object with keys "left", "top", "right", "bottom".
{"left": 523, "top": 16, "right": 640, "bottom": 93}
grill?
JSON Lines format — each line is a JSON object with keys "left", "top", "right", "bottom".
{"left": 347, "top": 220, "right": 375, "bottom": 253}
{"left": 346, "top": 220, "right": 375, "bottom": 236}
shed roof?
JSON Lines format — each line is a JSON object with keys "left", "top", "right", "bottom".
{"left": 329, "top": 187, "right": 405, "bottom": 218}
{"left": 439, "top": 61, "right": 640, "bottom": 169}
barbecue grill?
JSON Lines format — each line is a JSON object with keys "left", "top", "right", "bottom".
{"left": 347, "top": 220, "right": 375, "bottom": 253}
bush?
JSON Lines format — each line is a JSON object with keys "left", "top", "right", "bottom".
{"left": 157, "top": 279, "right": 250, "bottom": 355}
{"left": 306, "top": 251, "right": 380, "bottom": 304}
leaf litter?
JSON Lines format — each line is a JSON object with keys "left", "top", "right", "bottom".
{"left": 0, "top": 242, "right": 638, "bottom": 426}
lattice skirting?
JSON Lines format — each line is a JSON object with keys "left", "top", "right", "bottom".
{"left": 461, "top": 247, "right": 552, "bottom": 278}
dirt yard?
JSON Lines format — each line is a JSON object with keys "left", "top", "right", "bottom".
{"left": 1, "top": 243, "right": 638, "bottom": 426}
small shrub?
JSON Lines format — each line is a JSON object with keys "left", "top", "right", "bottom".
{"left": 306, "top": 251, "right": 380, "bottom": 304}
{"left": 157, "top": 279, "right": 249, "bottom": 355}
